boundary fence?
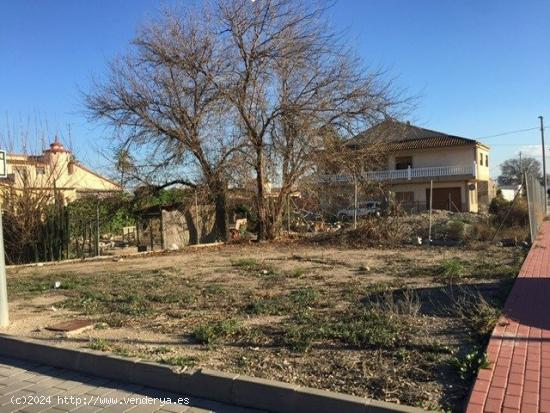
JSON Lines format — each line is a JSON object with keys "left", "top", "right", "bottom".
{"left": 525, "top": 172, "right": 546, "bottom": 240}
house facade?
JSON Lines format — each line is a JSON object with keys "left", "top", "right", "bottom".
{"left": 1, "top": 138, "right": 121, "bottom": 203}
{"left": 321, "top": 121, "right": 495, "bottom": 213}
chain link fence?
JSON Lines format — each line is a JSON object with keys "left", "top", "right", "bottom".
{"left": 525, "top": 172, "right": 547, "bottom": 241}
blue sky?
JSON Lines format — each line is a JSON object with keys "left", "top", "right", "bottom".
{"left": 1, "top": 0, "right": 549, "bottom": 177}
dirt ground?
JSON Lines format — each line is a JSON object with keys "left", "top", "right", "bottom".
{"left": 2, "top": 241, "right": 525, "bottom": 412}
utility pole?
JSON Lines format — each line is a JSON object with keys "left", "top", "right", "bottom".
{"left": 0, "top": 150, "right": 8, "bottom": 327}
{"left": 519, "top": 152, "right": 523, "bottom": 185}
{"left": 539, "top": 116, "right": 548, "bottom": 215}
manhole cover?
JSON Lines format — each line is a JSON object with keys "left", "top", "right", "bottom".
{"left": 46, "top": 319, "right": 94, "bottom": 335}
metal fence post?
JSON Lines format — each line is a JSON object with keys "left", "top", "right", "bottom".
{"left": 0, "top": 207, "right": 9, "bottom": 327}
{"left": 428, "top": 180, "right": 433, "bottom": 243}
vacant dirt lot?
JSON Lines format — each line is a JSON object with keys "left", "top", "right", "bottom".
{"left": 2, "top": 241, "right": 525, "bottom": 412}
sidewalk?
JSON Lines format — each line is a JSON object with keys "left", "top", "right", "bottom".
{"left": 0, "top": 356, "right": 263, "bottom": 413}
{"left": 466, "top": 221, "right": 550, "bottom": 412}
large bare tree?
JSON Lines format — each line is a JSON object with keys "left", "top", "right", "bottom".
{"left": 214, "top": 0, "right": 404, "bottom": 239}
{"left": 87, "top": 0, "right": 406, "bottom": 241}
{"left": 85, "top": 10, "right": 240, "bottom": 241}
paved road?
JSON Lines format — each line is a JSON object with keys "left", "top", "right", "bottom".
{"left": 0, "top": 356, "right": 265, "bottom": 413}
{"left": 466, "top": 221, "right": 550, "bottom": 413}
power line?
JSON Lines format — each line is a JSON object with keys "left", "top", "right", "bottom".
{"left": 479, "top": 127, "right": 540, "bottom": 140}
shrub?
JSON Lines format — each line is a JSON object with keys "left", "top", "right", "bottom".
{"left": 244, "top": 297, "right": 283, "bottom": 315}
{"left": 446, "top": 291, "right": 501, "bottom": 344}
{"left": 459, "top": 295, "right": 500, "bottom": 343}
{"left": 450, "top": 347, "right": 490, "bottom": 381}
{"left": 437, "top": 258, "right": 464, "bottom": 281}
{"left": 446, "top": 221, "right": 465, "bottom": 241}
{"left": 336, "top": 308, "right": 406, "bottom": 348}
{"left": 192, "top": 319, "right": 241, "bottom": 344}
{"left": 374, "top": 288, "right": 421, "bottom": 317}
{"left": 489, "top": 195, "right": 509, "bottom": 215}
{"left": 88, "top": 338, "right": 111, "bottom": 351}
{"left": 470, "top": 222, "right": 494, "bottom": 241}
{"left": 490, "top": 196, "right": 529, "bottom": 227}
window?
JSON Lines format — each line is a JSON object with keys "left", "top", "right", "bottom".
{"left": 395, "top": 191, "right": 414, "bottom": 203}
{"left": 36, "top": 167, "right": 46, "bottom": 175}
{"left": 479, "top": 153, "right": 483, "bottom": 166}
{"left": 395, "top": 156, "right": 412, "bottom": 170}
{"left": 485, "top": 154, "right": 488, "bottom": 167}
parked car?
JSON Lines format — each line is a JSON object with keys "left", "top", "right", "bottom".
{"left": 337, "top": 201, "right": 382, "bottom": 219}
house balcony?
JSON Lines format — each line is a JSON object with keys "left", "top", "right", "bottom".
{"left": 321, "top": 162, "right": 477, "bottom": 183}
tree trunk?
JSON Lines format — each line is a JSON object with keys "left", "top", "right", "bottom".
{"left": 266, "top": 200, "right": 285, "bottom": 240}
{"left": 255, "top": 149, "right": 269, "bottom": 241}
{"left": 206, "top": 177, "right": 229, "bottom": 242}
{"left": 212, "top": 188, "right": 229, "bottom": 242}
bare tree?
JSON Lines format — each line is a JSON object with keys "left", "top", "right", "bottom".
{"left": 86, "top": 1, "right": 407, "bottom": 241}
{"left": 214, "top": 0, "right": 404, "bottom": 238}
{"left": 85, "top": 10, "right": 240, "bottom": 241}
{"left": 498, "top": 157, "right": 541, "bottom": 186}
{"left": 210, "top": 0, "right": 299, "bottom": 240}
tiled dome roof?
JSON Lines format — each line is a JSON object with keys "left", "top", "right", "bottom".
{"left": 48, "top": 137, "right": 70, "bottom": 153}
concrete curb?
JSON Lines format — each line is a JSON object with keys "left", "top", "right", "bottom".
{"left": 0, "top": 334, "right": 426, "bottom": 413}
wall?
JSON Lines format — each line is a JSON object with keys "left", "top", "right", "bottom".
{"left": 5, "top": 150, "right": 120, "bottom": 203}
{"left": 384, "top": 143, "right": 491, "bottom": 182}
{"left": 161, "top": 209, "right": 189, "bottom": 249}
{"left": 385, "top": 145, "right": 475, "bottom": 170}
{"left": 475, "top": 145, "right": 491, "bottom": 180}
{"left": 138, "top": 204, "right": 218, "bottom": 251}
{"left": 390, "top": 180, "right": 478, "bottom": 212}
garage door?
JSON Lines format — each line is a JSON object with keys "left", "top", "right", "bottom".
{"left": 426, "top": 187, "right": 462, "bottom": 212}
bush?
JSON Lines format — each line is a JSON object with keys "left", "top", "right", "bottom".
{"left": 489, "top": 196, "right": 529, "bottom": 227}
{"left": 470, "top": 222, "right": 494, "bottom": 241}
{"left": 88, "top": 338, "right": 111, "bottom": 351}
{"left": 446, "top": 221, "right": 465, "bottom": 241}
{"left": 437, "top": 258, "right": 464, "bottom": 281}
{"left": 450, "top": 347, "right": 489, "bottom": 381}
{"left": 489, "top": 195, "right": 509, "bottom": 215}
{"left": 449, "top": 291, "right": 501, "bottom": 344}
{"left": 192, "top": 319, "right": 241, "bottom": 344}
{"left": 336, "top": 308, "right": 406, "bottom": 348}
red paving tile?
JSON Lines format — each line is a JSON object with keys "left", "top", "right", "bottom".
{"left": 466, "top": 221, "right": 550, "bottom": 412}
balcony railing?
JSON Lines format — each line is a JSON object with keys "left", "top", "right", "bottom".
{"left": 321, "top": 162, "right": 477, "bottom": 183}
